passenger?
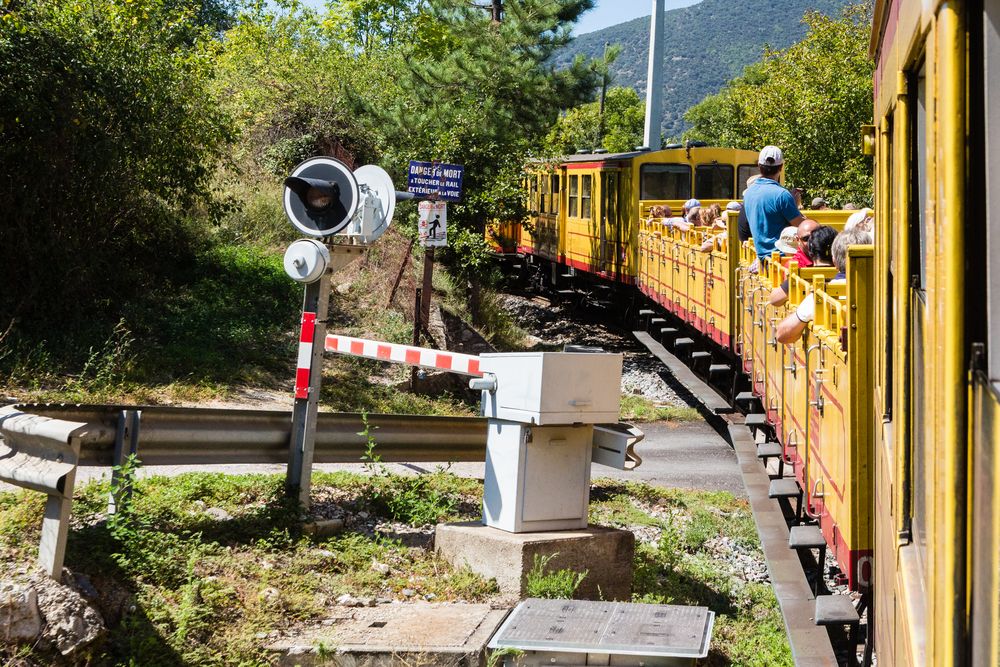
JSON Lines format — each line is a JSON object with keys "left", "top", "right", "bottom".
{"left": 738, "top": 175, "right": 760, "bottom": 242}
{"left": 743, "top": 146, "right": 804, "bottom": 259}
{"left": 790, "top": 219, "right": 820, "bottom": 268}
{"left": 682, "top": 198, "right": 701, "bottom": 222}
{"left": 775, "top": 226, "right": 799, "bottom": 255}
{"left": 769, "top": 224, "right": 835, "bottom": 306}
{"left": 844, "top": 207, "right": 874, "bottom": 232}
{"left": 699, "top": 204, "right": 722, "bottom": 227}
{"left": 790, "top": 187, "right": 804, "bottom": 208}
{"left": 699, "top": 201, "right": 740, "bottom": 252}
{"left": 843, "top": 202, "right": 859, "bottom": 210}
{"left": 775, "top": 227, "right": 873, "bottom": 344}
{"left": 811, "top": 197, "right": 829, "bottom": 210}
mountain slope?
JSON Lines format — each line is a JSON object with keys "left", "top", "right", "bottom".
{"left": 556, "top": 0, "right": 852, "bottom": 139}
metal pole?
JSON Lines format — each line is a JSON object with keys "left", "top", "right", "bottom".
{"left": 387, "top": 236, "right": 416, "bottom": 307}
{"left": 421, "top": 246, "right": 435, "bottom": 324}
{"left": 411, "top": 287, "right": 422, "bottom": 390}
{"left": 643, "top": 0, "right": 665, "bottom": 150}
{"left": 286, "top": 271, "right": 331, "bottom": 510}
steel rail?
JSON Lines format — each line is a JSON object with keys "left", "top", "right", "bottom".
{"left": 13, "top": 404, "right": 488, "bottom": 466}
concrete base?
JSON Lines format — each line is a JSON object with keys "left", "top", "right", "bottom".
{"left": 434, "top": 522, "right": 634, "bottom": 601}
{"left": 267, "top": 603, "right": 506, "bottom": 666}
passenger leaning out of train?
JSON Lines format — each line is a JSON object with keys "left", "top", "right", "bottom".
{"left": 667, "top": 198, "right": 701, "bottom": 231}
{"left": 844, "top": 207, "right": 874, "bottom": 232}
{"left": 743, "top": 146, "right": 805, "bottom": 260}
{"left": 768, "top": 223, "right": 834, "bottom": 307}
{"left": 775, "top": 227, "right": 873, "bottom": 344}
{"left": 699, "top": 201, "right": 743, "bottom": 252}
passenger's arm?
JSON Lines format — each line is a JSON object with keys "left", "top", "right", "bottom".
{"left": 776, "top": 294, "right": 814, "bottom": 344}
{"left": 768, "top": 286, "right": 788, "bottom": 307}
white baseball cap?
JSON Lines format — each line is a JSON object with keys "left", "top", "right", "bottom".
{"left": 844, "top": 208, "right": 874, "bottom": 231}
{"left": 683, "top": 198, "right": 701, "bottom": 210}
{"left": 775, "top": 226, "right": 799, "bottom": 254}
{"left": 758, "top": 146, "right": 784, "bottom": 166}
{"left": 725, "top": 201, "right": 742, "bottom": 211}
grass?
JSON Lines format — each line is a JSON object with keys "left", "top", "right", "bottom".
{"left": 589, "top": 479, "right": 793, "bottom": 667}
{"left": 619, "top": 394, "right": 702, "bottom": 423}
{"left": 1, "top": 473, "right": 790, "bottom": 667}
{"left": 0, "top": 470, "right": 493, "bottom": 667}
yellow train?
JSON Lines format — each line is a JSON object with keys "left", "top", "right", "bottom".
{"left": 494, "top": 4, "right": 1000, "bottom": 657}
{"left": 871, "top": 1, "right": 999, "bottom": 665}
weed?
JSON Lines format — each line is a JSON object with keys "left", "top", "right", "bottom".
{"left": 486, "top": 647, "right": 525, "bottom": 667}
{"left": 524, "top": 554, "right": 588, "bottom": 599}
{"left": 619, "top": 394, "right": 702, "bottom": 423}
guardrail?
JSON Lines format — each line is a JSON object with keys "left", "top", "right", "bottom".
{"left": 0, "top": 403, "right": 489, "bottom": 577}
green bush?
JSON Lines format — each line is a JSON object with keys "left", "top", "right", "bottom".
{"left": 524, "top": 553, "right": 588, "bottom": 599}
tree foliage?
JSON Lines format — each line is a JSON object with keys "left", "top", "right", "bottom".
{"left": 544, "top": 86, "right": 645, "bottom": 155}
{"left": 0, "top": 0, "right": 232, "bottom": 336}
{"left": 683, "top": 4, "right": 874, "bottom": 205}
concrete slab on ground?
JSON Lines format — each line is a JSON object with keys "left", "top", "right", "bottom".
{"left": 266, "top": 603, "right": 507, "bottom": 667}
{"left": 435, "top": 522, "right": 634, "bottom": 601}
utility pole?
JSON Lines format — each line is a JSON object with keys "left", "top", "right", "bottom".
{"left": 642, "top": 0, "right": 665, "bottom": 151}
{"left": 598, "top": 41, "right": 611, "bottom": 149}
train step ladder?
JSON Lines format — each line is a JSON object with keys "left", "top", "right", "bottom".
{"left": 814, "top": 594, "right": 862, "bottom": 654}
{"left": 638, "top": 309, "right": 654, "bottom": 328}
{"left": 673, "top": 338, "right": 695, "bottom": 359}
{"left": 689, "top": 351, "right": 712, "bottom": 370}
{"left": 649, "top": 317, "right": 666, "bottom": 333}
{"left": 744, "top": 412, "right": 775, "bottom": 441}
{"left": 789, "top": 525, "right": 827, "bottom": 595}
{"left": 756, "top": 441, "right": 785, "bottom": 478}
{"left": 768, "top": 478, "right": 803, "bottom": 521}
{"left": 708, "top": 363, "right": 731, "bottom": 377}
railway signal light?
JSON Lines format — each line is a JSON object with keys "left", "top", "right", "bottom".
{"left": 283, "top": 156, "right": 359, "bottom": 237}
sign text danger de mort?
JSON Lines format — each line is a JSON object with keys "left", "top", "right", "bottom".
{"left": 407, "top": 161, "right": 464, "bottom": 202}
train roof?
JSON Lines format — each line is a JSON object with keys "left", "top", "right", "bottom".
{"left": 529, "top": 145, "right": 759, "bottom": 168}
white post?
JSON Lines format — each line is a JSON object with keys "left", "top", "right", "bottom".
{"left": 643, "top": 0, "right": 665, "bottom": 151}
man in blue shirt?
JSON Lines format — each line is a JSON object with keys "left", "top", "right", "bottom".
{"left": 743, "top": 146, "right": 804, "bottom": 259}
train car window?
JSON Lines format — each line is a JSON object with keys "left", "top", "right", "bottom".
{"left": 550, "top": 175, "right": 560, "bottom": 214}
{"left": 737, "top": 164, "right": 760, "bottom": 197}
{"left": 569, "top": 175, "right": 579, "bottom": 217}
{"left": 539, "top": 175, "right": 547, "bottom": 214}
{"left": 695, "top": 164, "right": 734, "bottom": 200}
{"left": 640, "top": 163, "right": 691, "bottom": 200}
{"left": 581, "top": 175, "right": 592, "bottom": 219}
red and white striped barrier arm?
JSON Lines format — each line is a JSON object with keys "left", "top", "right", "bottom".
{"left": 325, "top": 334, "right": 483, "bottom": 377}
{"left": 294, "top": 312, "right": 317, "bottom": 399}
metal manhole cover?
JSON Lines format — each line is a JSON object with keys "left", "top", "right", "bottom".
{"left": 488, "top": 598, "right": 713, "bottom": 658}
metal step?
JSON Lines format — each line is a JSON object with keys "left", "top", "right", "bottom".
{"left": 690, "top": 351, "right": 712, "bottom": 361}
{"left": 708, "top": 364, "right": 731, "bottom": 375}
{"left": 814, "top": 595, "right": 860, "bottom": 626}
{"left": 735, "top": 391, "right": 757, "bottom": 404}
{"left": 788, "top": 525, "right": 826, "bottom": 549}
{"left": 757, "top": 442, "right": 783, "bottom": 459}
{"left": 745, "top": 413, "right": 770, "bottom": 427}
{"left": 638, "top": 309, "right": 654, "bottom": 316}
{"left": 555, "top": 289, "right": 577, "bottom": 297}
{"left": 649, "top": 317, "right": 666, "bottom": 326}
{"left": 674, "top": 337, "right": 694, "bottom": 348}
{"left": 768, "top": 479, "right": 802, "bottom": 499}
{"left": 659, "top": 327, "right": 679, "bottom": 336}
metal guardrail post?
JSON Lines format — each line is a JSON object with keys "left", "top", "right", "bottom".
{"left": 0, "top": 408, "right": 97, "bottom": 578}
{"left": 287, "top": 272, "right": 331, "bottom": 510}
{"left": 108, "top": 409, "right": 140, "bottom": 515}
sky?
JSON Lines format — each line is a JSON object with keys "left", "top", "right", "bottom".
{"left": 295, "top": 0, "right": 705, "bottom": 34}
{"left": 574, "top": 0, "right": 702, "bottom": 35}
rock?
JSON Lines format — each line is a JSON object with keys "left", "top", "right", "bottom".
{"left": 371, "top": 561, "right": 390, "bottom": 575}
{"left": 259, "top": 587, "right": 280, "bottom": 603}
{"left": 316, "top": 549, "right": 336, "bottom": 559}
{"left": 303, "top": 518, "right": 345, "bottom": 537}
{"left": 336, "top": 594, "right": 362, "bottom": 607}
{"left": 204, "top": 507, "right": 232, "bottom": 521}
{"left": 193, "top": 500, "right": 207, "bottom": 510}
{"left": 357, "top": 511, "right": 369, "bottom": 520}
{"left": 336, "top": 282, "right": 352, "bottom": 295}
{"left": 0, "top": 582, "right": 42, "bottom": 642}
{"left": 71, "top": 573, "right": 99, "bottom": 600}
{"left": 401, "top": 588, "right": 416, "bottom": 598}
{"left": 31, "top": 574, "right": 105, "bottom": 656}
{"left": 423, "top": 593, "right": 436, "bottom": 601}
